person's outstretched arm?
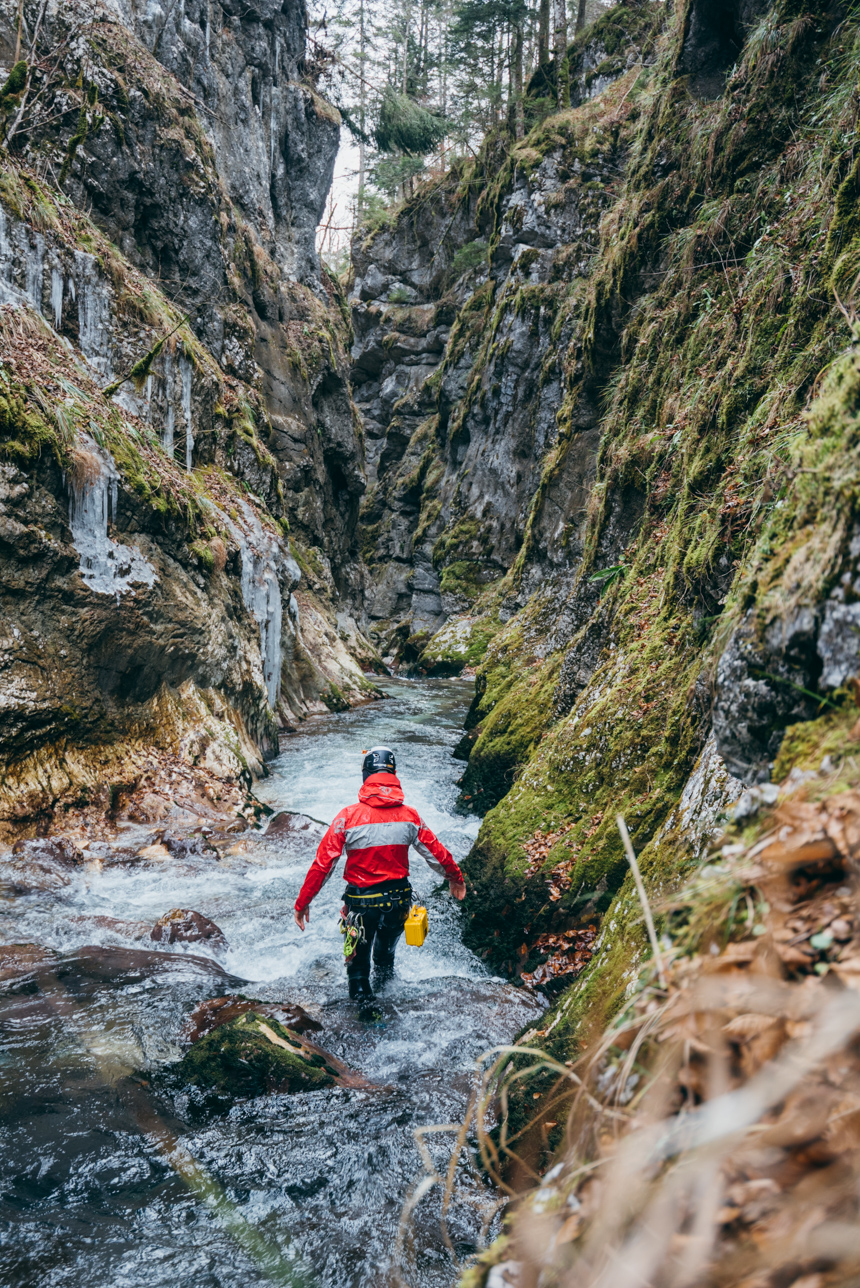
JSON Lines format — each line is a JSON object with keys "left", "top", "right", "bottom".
{"left": 294, "top": 813, "right": 347, "bottom": 929}
{"left": 413, "top": 820, "right": 466, "bottom": 900}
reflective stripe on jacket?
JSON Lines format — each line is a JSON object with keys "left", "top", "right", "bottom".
{"left": 294, "top": 773, "right": 463, "bottom": 911}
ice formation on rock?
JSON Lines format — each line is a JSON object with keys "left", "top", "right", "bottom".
{"left": 67, "top": 438, "right": 157, "bottom": 597}
{"left": 73, "top": 251, "right": 112, "bottom": 376}
{"left": 180, "top": 356, "right": 194, "bottom": 471}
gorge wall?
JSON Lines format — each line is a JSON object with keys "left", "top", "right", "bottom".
{"left": 0, "top": 0, "right": 379, "bottom": 831}
{"left": 349, "top": 0, "right": 860, "bottom": 1075}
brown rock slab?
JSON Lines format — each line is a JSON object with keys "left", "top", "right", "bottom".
{"left": 150, "top": 909, "right": 227, "bottom": 948}
{"left": 183, "top": 994, "right": 323, "bottom": 1043}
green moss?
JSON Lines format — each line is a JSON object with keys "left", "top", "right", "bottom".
{"left": 175, "top": 1012, "right": 336, "bottom": 1097}
{"left": 772, "top": 702, "right": 860, "bottom": 782}
{"left": 322, "top": 683, "right": 350, "bottom": 713}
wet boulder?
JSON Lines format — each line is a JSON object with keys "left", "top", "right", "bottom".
{"left": 183, "top": 994, "right": 322, "bottom": 1043}
{"left": 11, "top": 837, "right": 85, "bottom": 865}
{"left": 176, "top": 1012, "right": 338, "bottom": 1098}
{"left": 158, "top": 830, "right": 219, "bottom": 859}
{"left": 5, "top": 836, "right": 87, "bottom": 891}
{"left": 264, "top": 811, "right": 322, "bottom": 839}
{"left": 150, "top": 909, "right": 227, "bottom": 948}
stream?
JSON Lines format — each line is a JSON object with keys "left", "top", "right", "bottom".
{"left": 0, "top": 678, "right": 543, "bottom": 1288}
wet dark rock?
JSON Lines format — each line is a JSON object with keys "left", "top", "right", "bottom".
{"left": 150, "top": 909, "right": 227, "bottom": 948}
{"left": 264, "top": 810, "right": 322, "bottom": 838}
{"left": 175, "top": 1012, "right": 338, "bottom": 1098}
{"left": 0, "top": 942, "right": 57, "bottom": 981}
{"left": 183, "top": 995, "right": 322, "bottom": 1044}
{"left": 158, "top": 831, "right": 219, "bottom": 860}
{"left": 676, "top": 0, "right": 770, "bottom": 98}
{"left": 11, "top": 837, "right": 85, "bottom": 866}
{"left": 4, "top": 836, "right": 87, "bottom": 891}
{"left": 712, "top": 609, "right": 821, "bottom": 783}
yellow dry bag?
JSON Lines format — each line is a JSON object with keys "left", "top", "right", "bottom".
{"left": 404, "top": 905, "right": 428, "bottom": 946}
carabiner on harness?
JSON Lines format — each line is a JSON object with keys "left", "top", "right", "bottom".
{"left": 339, "top": 910, "right": 366, "bottom": 961}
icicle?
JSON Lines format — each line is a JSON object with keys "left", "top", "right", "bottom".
{"left": 25, "top": 232, "right": 44, "bottom": 308}
{"left": 205, "top": 5, "right": 211, "bottom": 59}
{"left": 68, "top": 438, "right": 157, "bottom": 597}
{"left": 73, "top": 251, "right": 112, "bottom": 376}
{"left": 223, "top": 500, "right": 285, "bottom": 708}
{"left": 51, "top": 269, "right": 63, "bottom": 329}
{"left": 161, "top": 350, "right": 175, "bottom": 456}
{"left": 180, "top": 356, "right": 194, "bottom": 471}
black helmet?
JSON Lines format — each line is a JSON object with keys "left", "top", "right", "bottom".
{"left": 362, "top": 746, "right": 396, "bottom": 781}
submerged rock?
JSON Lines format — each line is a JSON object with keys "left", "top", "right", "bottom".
{"left": 176, "top": 1012, "right": 338, "bottom": 1098}
{"left": 4, "top": 836, "right": 87, "bottom": 892}
{"left": 150, "top": 909, "right": 226, "bottom": 948}
{"left": 264, "top": 810, "right": 323, "bottom": 838}
{"left": 11, "top": 837, "right": 85, "bottom": 866}
{"left": 158, "top": 831, "right": 219, "bottom": 860}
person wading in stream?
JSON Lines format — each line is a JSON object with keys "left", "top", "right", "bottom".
{"left": 293, "top": 746, "right": 466, "bottom": 1002}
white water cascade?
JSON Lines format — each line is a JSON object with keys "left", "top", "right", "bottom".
{"left": 67, "top": 439, "right": 157, "bottom": 597}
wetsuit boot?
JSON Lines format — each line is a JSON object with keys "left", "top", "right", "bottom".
{"left": 348, "top": 974, "right": 375, "bottom": 1002}
{"left": 346, "top": 927, "right": 375, "bottom": 1002}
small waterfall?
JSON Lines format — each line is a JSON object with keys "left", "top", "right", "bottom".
{"left": 67, "top": 439, "right": 157, "bottom": 597}
{"left": 205, "top": 5, "right": 211, "bottom": 59}
{"left": 51, "top": 269, "right": 64, "bottom": 329}
{"left": 180, "top": 356, "right": 194, "bottom": 471}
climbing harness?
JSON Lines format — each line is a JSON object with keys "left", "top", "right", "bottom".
{"left": 343, "top": 879, "right": 412, "bottom": 914}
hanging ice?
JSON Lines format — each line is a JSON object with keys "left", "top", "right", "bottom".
{"left": 68, "top": 439, "right": 157, "bottom": 597}
{"left": 51, "top": 269, "right": 63, "bottom": 329}
{"left": 24, "top": 231, "right": 44, "bottom": 308}
{"left": 219, "top": 501, "right": 287, "bottom": 708}
{"left": 73, "top": 251, "right": 112, "bottom": 376}
{"left": 242, "top": 545, "right": 283, "bottom": 707}
{"left": 180, "top": 356, "right": 194, "bottom": 470}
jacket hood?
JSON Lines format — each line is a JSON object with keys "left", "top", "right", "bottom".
{"left": 358, "top": 772, "right": 404, "bottom": 808}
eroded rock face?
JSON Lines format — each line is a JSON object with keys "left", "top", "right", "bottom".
{"left": 0, "top": 0, "right": 378, "bottom": 829}
{"left": 350, "top": 21, "right": 654, "bottom": 665}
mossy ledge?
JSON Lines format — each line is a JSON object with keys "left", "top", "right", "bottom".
{"left": 348, "top": 0, "right": 860, "bottom": 1192}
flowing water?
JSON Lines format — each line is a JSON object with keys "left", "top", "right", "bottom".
{"left": 0, "top": 679, "right": 543, "bottom": 1288}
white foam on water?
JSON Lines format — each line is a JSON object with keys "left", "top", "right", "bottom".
{"left": 68, "top": 437, "right": 158, "bottom": 596}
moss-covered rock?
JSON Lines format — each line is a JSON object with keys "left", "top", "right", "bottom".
{"left": 175, "top": 1012, "right": 338, "bottom": 1098}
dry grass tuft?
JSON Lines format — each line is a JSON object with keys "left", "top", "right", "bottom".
{"left": 401, "top": 786, "right": 860, "bottom": 1288}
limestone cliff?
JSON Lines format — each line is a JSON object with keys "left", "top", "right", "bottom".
{"left": 350, "top": 0, "right": 860, "bottom": 1081}
{"left": 0, "top": 0, "right": 378, "bottom": 831}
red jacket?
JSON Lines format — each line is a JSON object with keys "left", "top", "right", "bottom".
{"left": 295, "top": 773, "right": 464, "bottom": 911}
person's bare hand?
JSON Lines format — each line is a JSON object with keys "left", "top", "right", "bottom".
{"left": 449, "top": 880, "right": 466, "bottom": 901}
{"left": 294, "top": 906, "right": 309, "bottom": 930}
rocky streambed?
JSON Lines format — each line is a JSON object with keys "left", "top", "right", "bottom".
{"left": 0, "top": 678, "right": 542, "bottom": 1287}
